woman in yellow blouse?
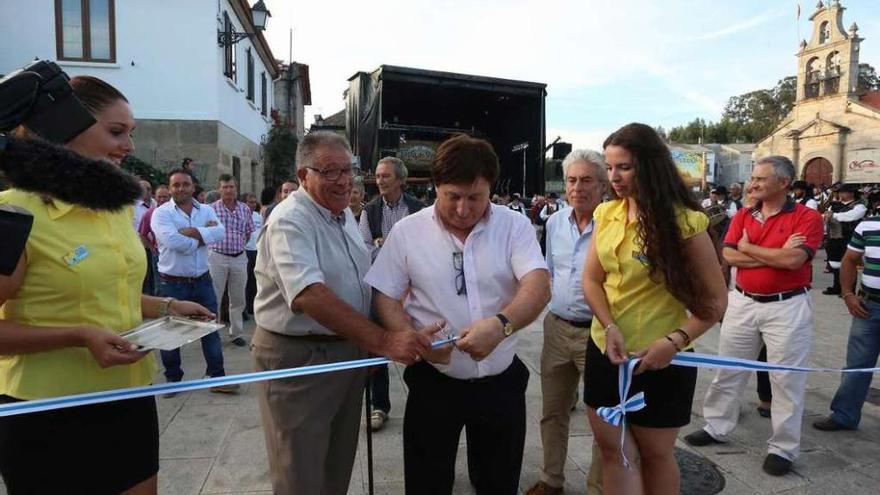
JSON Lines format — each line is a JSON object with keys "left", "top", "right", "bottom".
{"left": 582, "top": 123, "right": 727, "bottom": 495}
{"left": 0, "top": 76, "right": 212, "bottom": 495}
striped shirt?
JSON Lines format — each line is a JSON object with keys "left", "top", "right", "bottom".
{"left": 358, "top": 197, "right": 411, "bottom": 252}
{"left": 848, "top": 217, "right": 880, "bottom": 294}
{"left": 210, "top": 200, "right": 254, "bottom": 255}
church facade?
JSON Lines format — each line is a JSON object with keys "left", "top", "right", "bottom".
{"left": 755, "top": 1, "right": 880, "bottom": 185}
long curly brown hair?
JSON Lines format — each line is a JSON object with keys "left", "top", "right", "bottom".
{"left": 603, "top": 123, "right": 713, "bottom": 319}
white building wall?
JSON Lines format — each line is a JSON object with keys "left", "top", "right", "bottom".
{"left": 0, "top": 1, "right": 57, "bottom": 74}
{"left": 0, "top": 0, "right": 273, "bottom": 143}
{"left": 215, "top": 0, "right": 274, "bottom": 146}
{"left": 0, "top": 0, "right": 220, "bottom": 121}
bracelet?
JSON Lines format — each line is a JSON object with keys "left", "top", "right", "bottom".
{"left": 842, "top": 292, "right": 857, "bottom": 300}
{"left": 664, "top": 335, "right": 682, "bottom": 352}
{"left": 160, "top": 297, "right": 176, "bottom": 317}
{"left": 673, "top": 328, "right": 692, "bottom": 346}
{"left": 604, "top": 323, "right": 620, "bottom": 334}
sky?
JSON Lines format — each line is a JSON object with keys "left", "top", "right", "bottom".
{"left": 260, "top": 0, "right": 880, "bottom": 151}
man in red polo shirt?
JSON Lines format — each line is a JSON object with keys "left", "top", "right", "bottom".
{"left": 685, "top": 156, "right": 823, "bottom": 477}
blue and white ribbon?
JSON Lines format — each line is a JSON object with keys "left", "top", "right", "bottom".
{"left": 597, "top": 358, "right": 646, "bottom": 468}
{"left": 599, "top": 352, "right": 880, "bottom": 467}
{"left": 672, "top": 352, "right": 880, "bottom": 374}
{"left": 0, "top": 337, "right": 458, "bottom": 418}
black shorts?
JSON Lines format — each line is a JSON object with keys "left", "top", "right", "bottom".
{"left": 0, "top": 395, "right": 159, "bottom": 495}
{"left": 584, "top": 336, "right": 697, "bottom": 428}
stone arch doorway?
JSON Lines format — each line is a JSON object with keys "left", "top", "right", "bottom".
{"left": 803, "top": 157, "right": 833, "bottom": 187}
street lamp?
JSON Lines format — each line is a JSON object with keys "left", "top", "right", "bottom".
{"left": 218, "top": 1, "right": 272, "bottom": 46}
{"left": 250, "top": 1, "right": 271, "bottom": 30}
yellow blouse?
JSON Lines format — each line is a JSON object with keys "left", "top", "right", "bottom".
{"left": 590, "top": 199, "right": 708, "bottom": 353}
{"left": 0, "top": 189, "right": 156, "bottom": 400}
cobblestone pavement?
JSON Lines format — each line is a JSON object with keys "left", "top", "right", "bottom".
{"left": 3, "top": 257, "right": 878, "bottom": 494}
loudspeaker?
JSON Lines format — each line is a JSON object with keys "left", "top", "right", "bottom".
{"left": 552, "top": 142, "right": 572, "bottom": 160}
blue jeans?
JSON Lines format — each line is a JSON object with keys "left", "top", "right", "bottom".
{"left": 157, "top": 275, "right": 225, "bottom": 382}
{"left": 830, "top": 299, "right": 880, "bottom": 428}
{"left": 142, "top": 249, "right": 157, "bottom": 296}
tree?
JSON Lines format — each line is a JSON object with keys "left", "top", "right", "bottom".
{"left": 122, "top": 155, "right": 166, "bottom": 186}
{"left": 654, "top": 125, "right": 668, "bottom": 142}
{"left": 668, "top": 74, "right": 806, "bottom": 144}
{"left": 262, "top": 124, "right": 298, "bottom": 189}
{"left": 773, "top": 76, "right": 797, "bottom": 115}
{"left": 859, "top": 63, "right": 879, "bottom": 91}
{"left": 668, "top": 118, "right": 709, "bottom": 143}
{"left": 668, "top": 63, "right": 876, "bottom": 144}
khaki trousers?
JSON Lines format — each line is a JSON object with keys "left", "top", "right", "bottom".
{"left": 251, "top": 327, "right": 367, "bottom": 495}
{"left": 540, "top": 313, "right": 603, "bottom": 493}
{"left": 208, "top": 250, "right": 248, "bottom": 338}
{"left": 702, "top": 291, "right": 813, "bottom": 460}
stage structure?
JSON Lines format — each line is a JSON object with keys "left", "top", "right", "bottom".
{"left": 345, "top": 65, "right": 547, "bottom": 196}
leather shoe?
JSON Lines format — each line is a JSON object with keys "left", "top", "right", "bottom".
{"left": 683, "top": 429, "right": 725, "bottom": 446}
{"left": 210, "top": 383, "right": 240, "bottom": 394}
{"left": 762, "top": 453, "right": 792, "bottom": 476}
{"left": 812, "top": 416, "right": 855, "bottom": 431}
{"left": 822, "top": 287, "right": 841, "bottom": 295}
{"left": 524, "top": 481, "right": 564, "bottom": 495}
{"left": 231, "top": 337, "right": 247, "bottom": 347}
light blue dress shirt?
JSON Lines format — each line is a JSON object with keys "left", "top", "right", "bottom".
{"left": 151, "top": 200, "right": 226, "bottom": 277}
{"left": 545, "top": 207, "right": 594, "bottom": 322}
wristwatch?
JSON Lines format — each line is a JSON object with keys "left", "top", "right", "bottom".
{"left": 496, "top": 313, "right": 515, "bottom": 337}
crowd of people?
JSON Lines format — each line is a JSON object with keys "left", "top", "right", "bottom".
{"left": 1, "top": 73, "right": 879, "bottom": 495}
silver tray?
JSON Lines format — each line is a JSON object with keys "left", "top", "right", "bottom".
{"left": 121, "top": 316, "right": 225, "bottom": 351}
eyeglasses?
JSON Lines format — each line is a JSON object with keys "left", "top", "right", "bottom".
{"left": 453, "top": 251, "right": 467, "bottom": 296}
{"left": 305, "top": 166, "right": 362, "bottom": 181}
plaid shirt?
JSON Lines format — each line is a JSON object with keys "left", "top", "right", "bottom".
{"left": 210, "top": 200, "right": 254, "bottom": 254}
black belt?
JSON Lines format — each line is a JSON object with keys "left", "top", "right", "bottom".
{"left": 735, "top": 285, "right": 808, "bottom": 303}
{"left": 159, "top": 272, "right": 210, "bottom": 283}
{"left": 554, "top": 313, "right": 592, "bottom": 328}
{"left": 411, "top": 356, "right": 523, "bottom": 384}
{"left": 216, "top": 251, "right": 244, "bottom": 257}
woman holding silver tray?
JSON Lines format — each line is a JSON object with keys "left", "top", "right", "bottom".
{"left": 0, "top": 72, "right": 212, "bottom": 495}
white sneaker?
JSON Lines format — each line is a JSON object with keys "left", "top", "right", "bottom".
{"left": 370, "top": 410, "right": 387, "bottom": 431}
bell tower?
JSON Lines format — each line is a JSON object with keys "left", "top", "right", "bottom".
{"left": 796, "top": 0, "right": 863, "bottom": 102}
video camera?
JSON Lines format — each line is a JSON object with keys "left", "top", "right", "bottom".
{"left": 0, "top": 59, "right": 96, "bottom": 143}
{"left": 0, "top": 59, "right": 97, "bottom": 275}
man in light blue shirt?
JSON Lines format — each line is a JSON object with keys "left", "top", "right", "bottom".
{"left": 526, "top": 150, "right": 606, "bottom": 495}
{"left": 151, "top": 168, "right": 235, "bottom": 395}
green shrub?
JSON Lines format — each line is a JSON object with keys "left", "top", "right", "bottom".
{"left": 122, "top": 155, "right": 166, "bottom": 186}
{"left": 263, "top": 125, "right": 298, "bottom": 188}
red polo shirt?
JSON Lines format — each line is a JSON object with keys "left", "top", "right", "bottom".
{"left": 723, "top": 198, "right": 823, "bottom": 294}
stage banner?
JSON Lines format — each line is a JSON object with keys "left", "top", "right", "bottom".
{"left": 398, "top": 140, "right": 438, "bottom": 171}
{"left": 671, "top": 151, "right": 706, "bottom": 187}
{"left": 845, "top": 149, "right": 880, "bottom": 183}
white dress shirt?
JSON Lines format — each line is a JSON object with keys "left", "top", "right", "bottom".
{"left": 365, "top": 204, "right": 548, "bottom": 380}
{"left": 545, "top": 207, "right": 594, "bottom": 322}
{"left": 246, "top": 210, "right": 262, "bottom": 251}
{"left": 725, "top": 200, "right": 739, "bottom": 219}
{"left": 151, "top": 200, "right": 225, "bottom": 277}
{"left": 254, "top": 189, "right": 371, "bottom": 336}
{"left": 833, "top": 202, "right": 867, "bottom": 222}
{"left": 132, "top": 198, "right": 155, "bottom": 232}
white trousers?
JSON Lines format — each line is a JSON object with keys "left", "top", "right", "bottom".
{"left": 208, "top": 250, "right": 248, "bottom": 338}
{"left": 702, "top": 290, "right": 813, "bottom": 460}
